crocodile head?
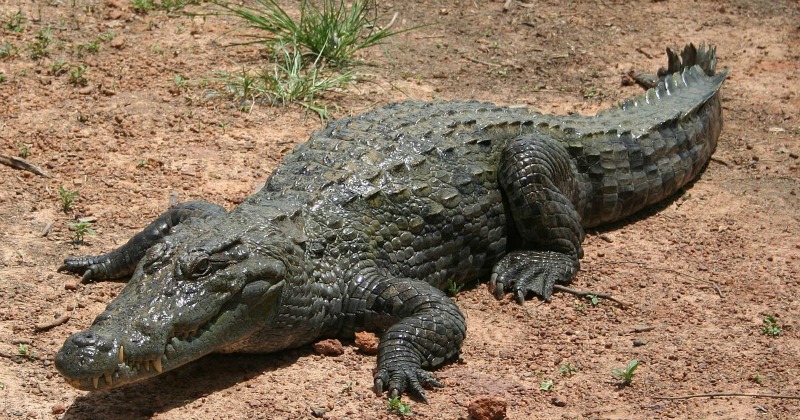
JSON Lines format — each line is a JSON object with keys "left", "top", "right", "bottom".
{"left": 55, "top": 220, "right": 296, "bottom": 391}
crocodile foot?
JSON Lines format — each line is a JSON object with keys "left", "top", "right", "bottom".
{"left": 59, "top": 255, "right": 115, "bottom": 282}
{"left": 374, "top": 359, "right": 444, "bottom": 402}
{"left": 489, "top": 250, "right": 578, "bottom": 303}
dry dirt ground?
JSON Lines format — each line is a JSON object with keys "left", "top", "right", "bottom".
{"left": 1, "top": 0, "right": 799, "bottom": 419}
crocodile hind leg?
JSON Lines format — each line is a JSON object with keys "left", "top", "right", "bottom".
{"left": 344, "top": 268, "right": 466, "bottom": 401}
{"left": 59, "top": 201, "right": 226, "bottom": 282}
{"left": 491, "top": 134, "right": 586, "bottom": 303}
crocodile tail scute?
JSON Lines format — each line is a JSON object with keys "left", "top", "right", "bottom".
{"left": 659, "top": 43, "right": 718, "bottom": 78}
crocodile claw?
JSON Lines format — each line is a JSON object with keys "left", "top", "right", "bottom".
{"left": 59, "top": 256, "right": 110, "bottom": 283}
{"left": 374, "top": 364, "right": 444, "bottom": 402}
{"left": 490, "top": 250, "right": 578, "bottom": 303}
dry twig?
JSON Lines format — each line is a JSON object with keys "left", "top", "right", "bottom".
{"left": 0, "top": 154, "right": 51, "bottom": 177}
{"left": 34, "top": 314, "right": 71, "bottom": 331}
{"left": 591, "top": 260, "right": 724, "bottom": 298}
{"left": 655, "top": 392, "right": 800, "bottom": 401}
{"left": 553, "top": 284, "right": 630, "bottom": 308}
{"left": 463, "top": 55, "right": 502, "bottom": 68}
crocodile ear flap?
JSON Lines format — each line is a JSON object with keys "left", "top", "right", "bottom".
{"left": 240, "top": 256, "right": 286, "bottom": 302}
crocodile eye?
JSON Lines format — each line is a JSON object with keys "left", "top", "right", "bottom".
{"left": 180, "top": 252, "right": 213, "bottom": 280}
{"left": 191, "top": 258, "right": 211, "bottom": 278}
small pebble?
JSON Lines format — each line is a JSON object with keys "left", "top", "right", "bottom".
{"left": 52, "top": 403, "right": 66, "bottom": 415}
{"left": 312, "top": 339, "right": 344, "bottom": 356}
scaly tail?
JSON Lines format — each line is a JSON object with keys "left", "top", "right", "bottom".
{"left": 540, "top": 44, "right": 729, "bottom": 227}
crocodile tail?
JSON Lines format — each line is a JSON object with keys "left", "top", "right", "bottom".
{"left": 612, "top": 43, "right": 728, "bottom": 127}
{"left": 556, "top": 43, "right": 729, "bottom": 227}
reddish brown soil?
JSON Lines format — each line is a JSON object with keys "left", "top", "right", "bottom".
{"left": 1, "top": 1, "right": 799, "bottom": 419}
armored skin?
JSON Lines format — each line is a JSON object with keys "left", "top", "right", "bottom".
{"left": 56, "top": 44, "right": 727, "bottom": 400}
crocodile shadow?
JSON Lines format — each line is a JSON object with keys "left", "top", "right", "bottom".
{"left": 61, "top": 349, "right": 307, "bottom": 419}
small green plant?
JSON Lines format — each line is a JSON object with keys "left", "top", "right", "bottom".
{"left": 575, "top": 303, "right": 586, "bottom": 313}
{"left": 586, "top": 294, "right": 600, "bottom": 306}
{"left": 262, "top": 42, "right": 353, "bottom": 106}
{"left": 174, "top": 74, "right": 187, "bottom": 89}
{"left": 559, "top": 362, "right": 577, "bottom": 376}
{"left": 762, "top": 315, "right": 782, "bottom": 337}
{"left": 387, "top": 397, "right": 412, "bottom": 416}
{"left": 750, "top": 373, "right": 764, "bottom": 385}
{"left": 50, "top": 60, "right": 69, "bottom": 76}
{"left": 0, "top": 41, "right": 19, "bottom": 58}
{"left": 131, "top": 0, "right": 155, "bottom": 13}
{"left": 612, "top": 359, "right": 639, "bottom": 387}
{"left": 77, "top": 40, "right": 101, "bottom": 55}
{"left": 539, "top": 379, "right": 554, "bottom": 391}
{"left": 17, "top": 142, "right": 30, "bottom": 158}
{"left": 68, "top": 64, "right": 89, "bottom": 86}
{"left": 217, "top": 43, "right": 352, "bottom": 117}
{"left": 216, "top": 0, "right": 411, "bottom": 66}
{"left": 132, "top": 0, "right": 196, "bottom": 14}
{"left": 58, "top": 186, "right": 79, "bottom": 212}
{"left": 447, "top": 279, "right": 464, "bottom": 297}
{"left": 98, "top": 31, "right": 116, "bottom": 42}
{"left": 67, "top": 221, "right": 95, "bottom": 244}
{"left": 17, "top": 344, "right": 35, "bottom": 360}
{"left": 137, "top": 158, "right": 150, "bottom": 168}
{"left": 340, "top": 381, "right": 354, "bottom": 395}
{"left": 0, "top": 71, "right": 5, "bottom": 83}
{"left": 2, "top": 10, "right": 25, "bottom": 32}
{"left": 29, "top": 26, "right": 52, "bottom": 59}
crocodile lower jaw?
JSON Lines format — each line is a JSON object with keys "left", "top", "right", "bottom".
{"left": 68, "top": 322, "right": 216, "bottom": 390}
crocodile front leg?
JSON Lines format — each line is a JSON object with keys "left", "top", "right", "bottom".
{"left": 59, "top": 201, "right": 226, "bottom": 282}
{"left": 343, "top": 268, "right": 466, "bottom": 401}
{"left": 491, "top": 134, "right": 586, "bottom": 303}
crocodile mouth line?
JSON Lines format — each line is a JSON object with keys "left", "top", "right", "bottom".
{"left": 71, "top": 318, "right": 217, "bottom": 390}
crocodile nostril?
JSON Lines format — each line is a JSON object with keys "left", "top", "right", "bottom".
{"left": 71, "top": 331, "right": 98, "bottom": 347}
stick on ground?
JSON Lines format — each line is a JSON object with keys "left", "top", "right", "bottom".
{"left": 0, "top": 155, "right": 51, "bottom": 178}
{"left": 654, "top": 392, "right": 800, "bottom": 401}
{"left": 553, "top": 284, "right": 630, "bottom": 308}
{"left": 34, "top": 314, "right": 71, "bottom": 331}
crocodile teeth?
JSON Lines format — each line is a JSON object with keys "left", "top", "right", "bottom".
{"left": 144, "top": 360, "right": 150, "bottom": 371}
{"left": 152, "top": 357, "right": 163, "bottom": 373}
{"left": 118, "top": 346, "right": 125, "bottom": 364}
{"left": 104, "top": 372, "right": 112, "bottom": 386}
{"left": 92, "top": 376, "right": 99, "bottom": 389}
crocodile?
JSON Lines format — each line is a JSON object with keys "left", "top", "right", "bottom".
{"left": 56, "top": 44, "right": 727, "bottom": 400}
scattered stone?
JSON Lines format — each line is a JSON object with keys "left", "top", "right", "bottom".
{"left": 468, "top": 395, "right": 507, "bottom": 420}
{"left": 550, "top": 396, "right": 567, "bottom": 407}
{"left": 77, "top": 216, "right": 97, "bottom": 223}
{"left": 633, "top": 338, "right": 647, "bottom": 347}
{"left": 110, "top": 36, "right": 125, "bottom": 49}
{"left": 41, "top": 221, "right": 53, "bottom": 237}
{"left": 310, "top": 406, "right": 327, "bottom": 418}
{"left": 64, "top": 281, "right": 79, "bottom": 291}
{"left": 313, "top": 339, "right": 344, "bottom": 356}
{"left": 354, "top": 331, "right": 379, "bottom": 354}
{"left": 51, "top": 403, "right": 66, "bottom": 415}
